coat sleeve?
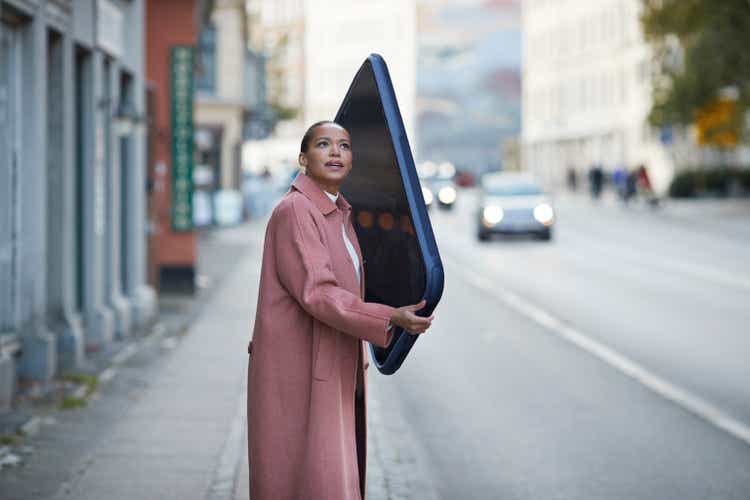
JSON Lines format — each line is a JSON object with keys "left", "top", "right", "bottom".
{"left": 273, "top": 198, "right": 395, "bottom": 348}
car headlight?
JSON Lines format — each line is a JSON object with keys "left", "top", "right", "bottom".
{"left": 422, "top": 186, "right": 434, "bottom": 206}
{"left": 483, "top": 205, "right": 503, "bottom": 224}
{"left": 533, "top": 203, "right": 554, "bottom": 225}
{"left": 438, "top": 186, "right": 457, "bottom": 204}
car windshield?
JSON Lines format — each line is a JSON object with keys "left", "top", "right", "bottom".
{"left": 484, "top": 183, "right": 542, "bottom": 196}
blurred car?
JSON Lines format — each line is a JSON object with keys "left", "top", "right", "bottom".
{"left": 454, "top": 170, "right": 476, "bottom": 187}
{"left": 431, "top": 178, "right": 458, "bottom": 210}
{"left": 476, "top": 173, "right": 555, "bottom": 241}
{"left": 421, "top": 182, "right": 434, "bottom": 210}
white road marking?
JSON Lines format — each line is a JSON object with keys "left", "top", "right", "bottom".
{"left": 19, "top": 417, "right": 42, "bottom": 436}
{"left": 71, "top": 385, "right": 88, "bottom": 400}
{"left": 448, "top": 256, "right": 750, "bottom": 447}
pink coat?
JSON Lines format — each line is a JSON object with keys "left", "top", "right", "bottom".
{"left": 247, "top": 172, "right": 396, "bottom": 500}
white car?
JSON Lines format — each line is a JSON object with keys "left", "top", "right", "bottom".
{"left": 476, "top": 173, "right": 555, "bottom": 241}
{"left": 421, "top": 182, "right": 434, "bottom": 209}
{"left": 431, "top": 179, "right": 457, "bottom": 210}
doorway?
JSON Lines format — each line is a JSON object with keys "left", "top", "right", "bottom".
{"left": 0, "top": 19, "right": 22, "bottom": 332}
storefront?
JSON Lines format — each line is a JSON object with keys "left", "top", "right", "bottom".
{"left": 0, "top": 0, "right": 156, "bottom": 411}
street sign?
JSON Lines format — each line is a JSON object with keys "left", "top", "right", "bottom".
{"left": 696, "top": 98, "right": 739, "bottom": 148}
{"left": 170, "top": 46, "right": 195, "bottom": 232}
{"left": 660, "top": 125, "right": 673, "bottom": 145}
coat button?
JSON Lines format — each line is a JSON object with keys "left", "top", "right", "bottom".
{"left": 247, "top": 341, "right": 253, "bottom": 355}
{"left": 364, "top": 361, "right": 370, "bottom": 370}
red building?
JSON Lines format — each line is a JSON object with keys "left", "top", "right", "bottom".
{"left": 145, "top": 0, "right": 211, "bottom": 292}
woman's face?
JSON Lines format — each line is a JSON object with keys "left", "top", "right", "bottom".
{"left": 299, "top": 124, "right": 352, "bottom": 194}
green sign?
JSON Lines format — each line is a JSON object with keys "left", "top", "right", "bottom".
{"left": 170, "top": 46, "right": 195, "bottom": 231}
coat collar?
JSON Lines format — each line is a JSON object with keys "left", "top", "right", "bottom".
{"left": 291, "top": 172, "right": 352, "bottom": 215}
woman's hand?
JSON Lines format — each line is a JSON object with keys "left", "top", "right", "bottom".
{"left": 389, "top": 300, "right": 434, "bottom": 335}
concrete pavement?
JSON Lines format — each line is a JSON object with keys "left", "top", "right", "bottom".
{"left": 0, "top": 220, "right": 425, "bottom": 500}
{"left": 0, "top": 222, "right": 259, "bottom": 500}
{"left": 52, "top": 246, "right": 254, "bottom": 500}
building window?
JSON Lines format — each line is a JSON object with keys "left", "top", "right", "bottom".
{"left": 196, "top": 23, "right": 217, "bottom": 94}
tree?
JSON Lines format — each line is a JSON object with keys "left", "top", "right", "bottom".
{"left": 640, "top": 0, "right": 750, "bottom": 147}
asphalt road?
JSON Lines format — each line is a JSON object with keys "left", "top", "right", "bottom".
{"left": 369, "top": 190, "right": 750, "bottom": 499}
{"left": 2, "top": 191, "right": 747, "bottom": 500}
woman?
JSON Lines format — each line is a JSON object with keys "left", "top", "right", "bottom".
{"left": 247, "top": 121, "right": 433, "bottom": 500}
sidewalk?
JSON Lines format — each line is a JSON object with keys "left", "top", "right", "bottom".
{"left": 0, "top": 221, "right": 262, "bottom": 500}
{"left": 0, "top": 218, "right": 429, "bottom": 499}
{"left": 54, "top": 252, "right": 252, "bottom": 499}
{"left": 557, "top": 189, "right": 750, "bottom": 238}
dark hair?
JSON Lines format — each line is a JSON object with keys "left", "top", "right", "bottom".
{"left": 300, "top": 120, "right": 347, "bottom": 153}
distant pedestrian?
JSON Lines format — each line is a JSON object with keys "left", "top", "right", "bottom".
{"left": 566, "top": 166, "right": 578, "bottom": 192}
{"left": 613, "top": 165, "right": 628, "bottom": 201}
{"left": 246, "top": 121, "right": 433, "bottom": 500}
{"left": 625, "top": 169, "right": 638, "bottom": 203}
{"left": 588, "top": 164, "right": 604, "bottom": 199}
{"left": 636, "top": 164, "right": 659, "bottom": 207}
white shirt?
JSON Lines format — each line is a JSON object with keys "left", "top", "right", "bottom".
{"left": 325, "top": 191, "right": 361, "bottom": 284}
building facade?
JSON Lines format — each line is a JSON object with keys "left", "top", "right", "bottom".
{"left": 249, "top": 0, "right": 304, "bottom": 131}
{"left": 0, "top": 0, "right": 156, "bottom": 410}
{"left": 303, "top": 0, "right": 417, "bottom": 146}
{"left": 248, "top": 0, "right": 305, "bottom": 140}
{"left": 241, "top": 0, "right": 304, "bottom": 178}
{"left": 194, "top": 0, "right": 251, "bottom": 195}
{"left": 145, "top": 0, "right": 202, "bottom": 289}
{"left": 242, "top": 0, "right": 417, "bottom": 180}
{"left": 521, "top": 0, "right": 676, "bottom": 193}
{"left": 242, "top": 0, "right": 306, "bottom": 179}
